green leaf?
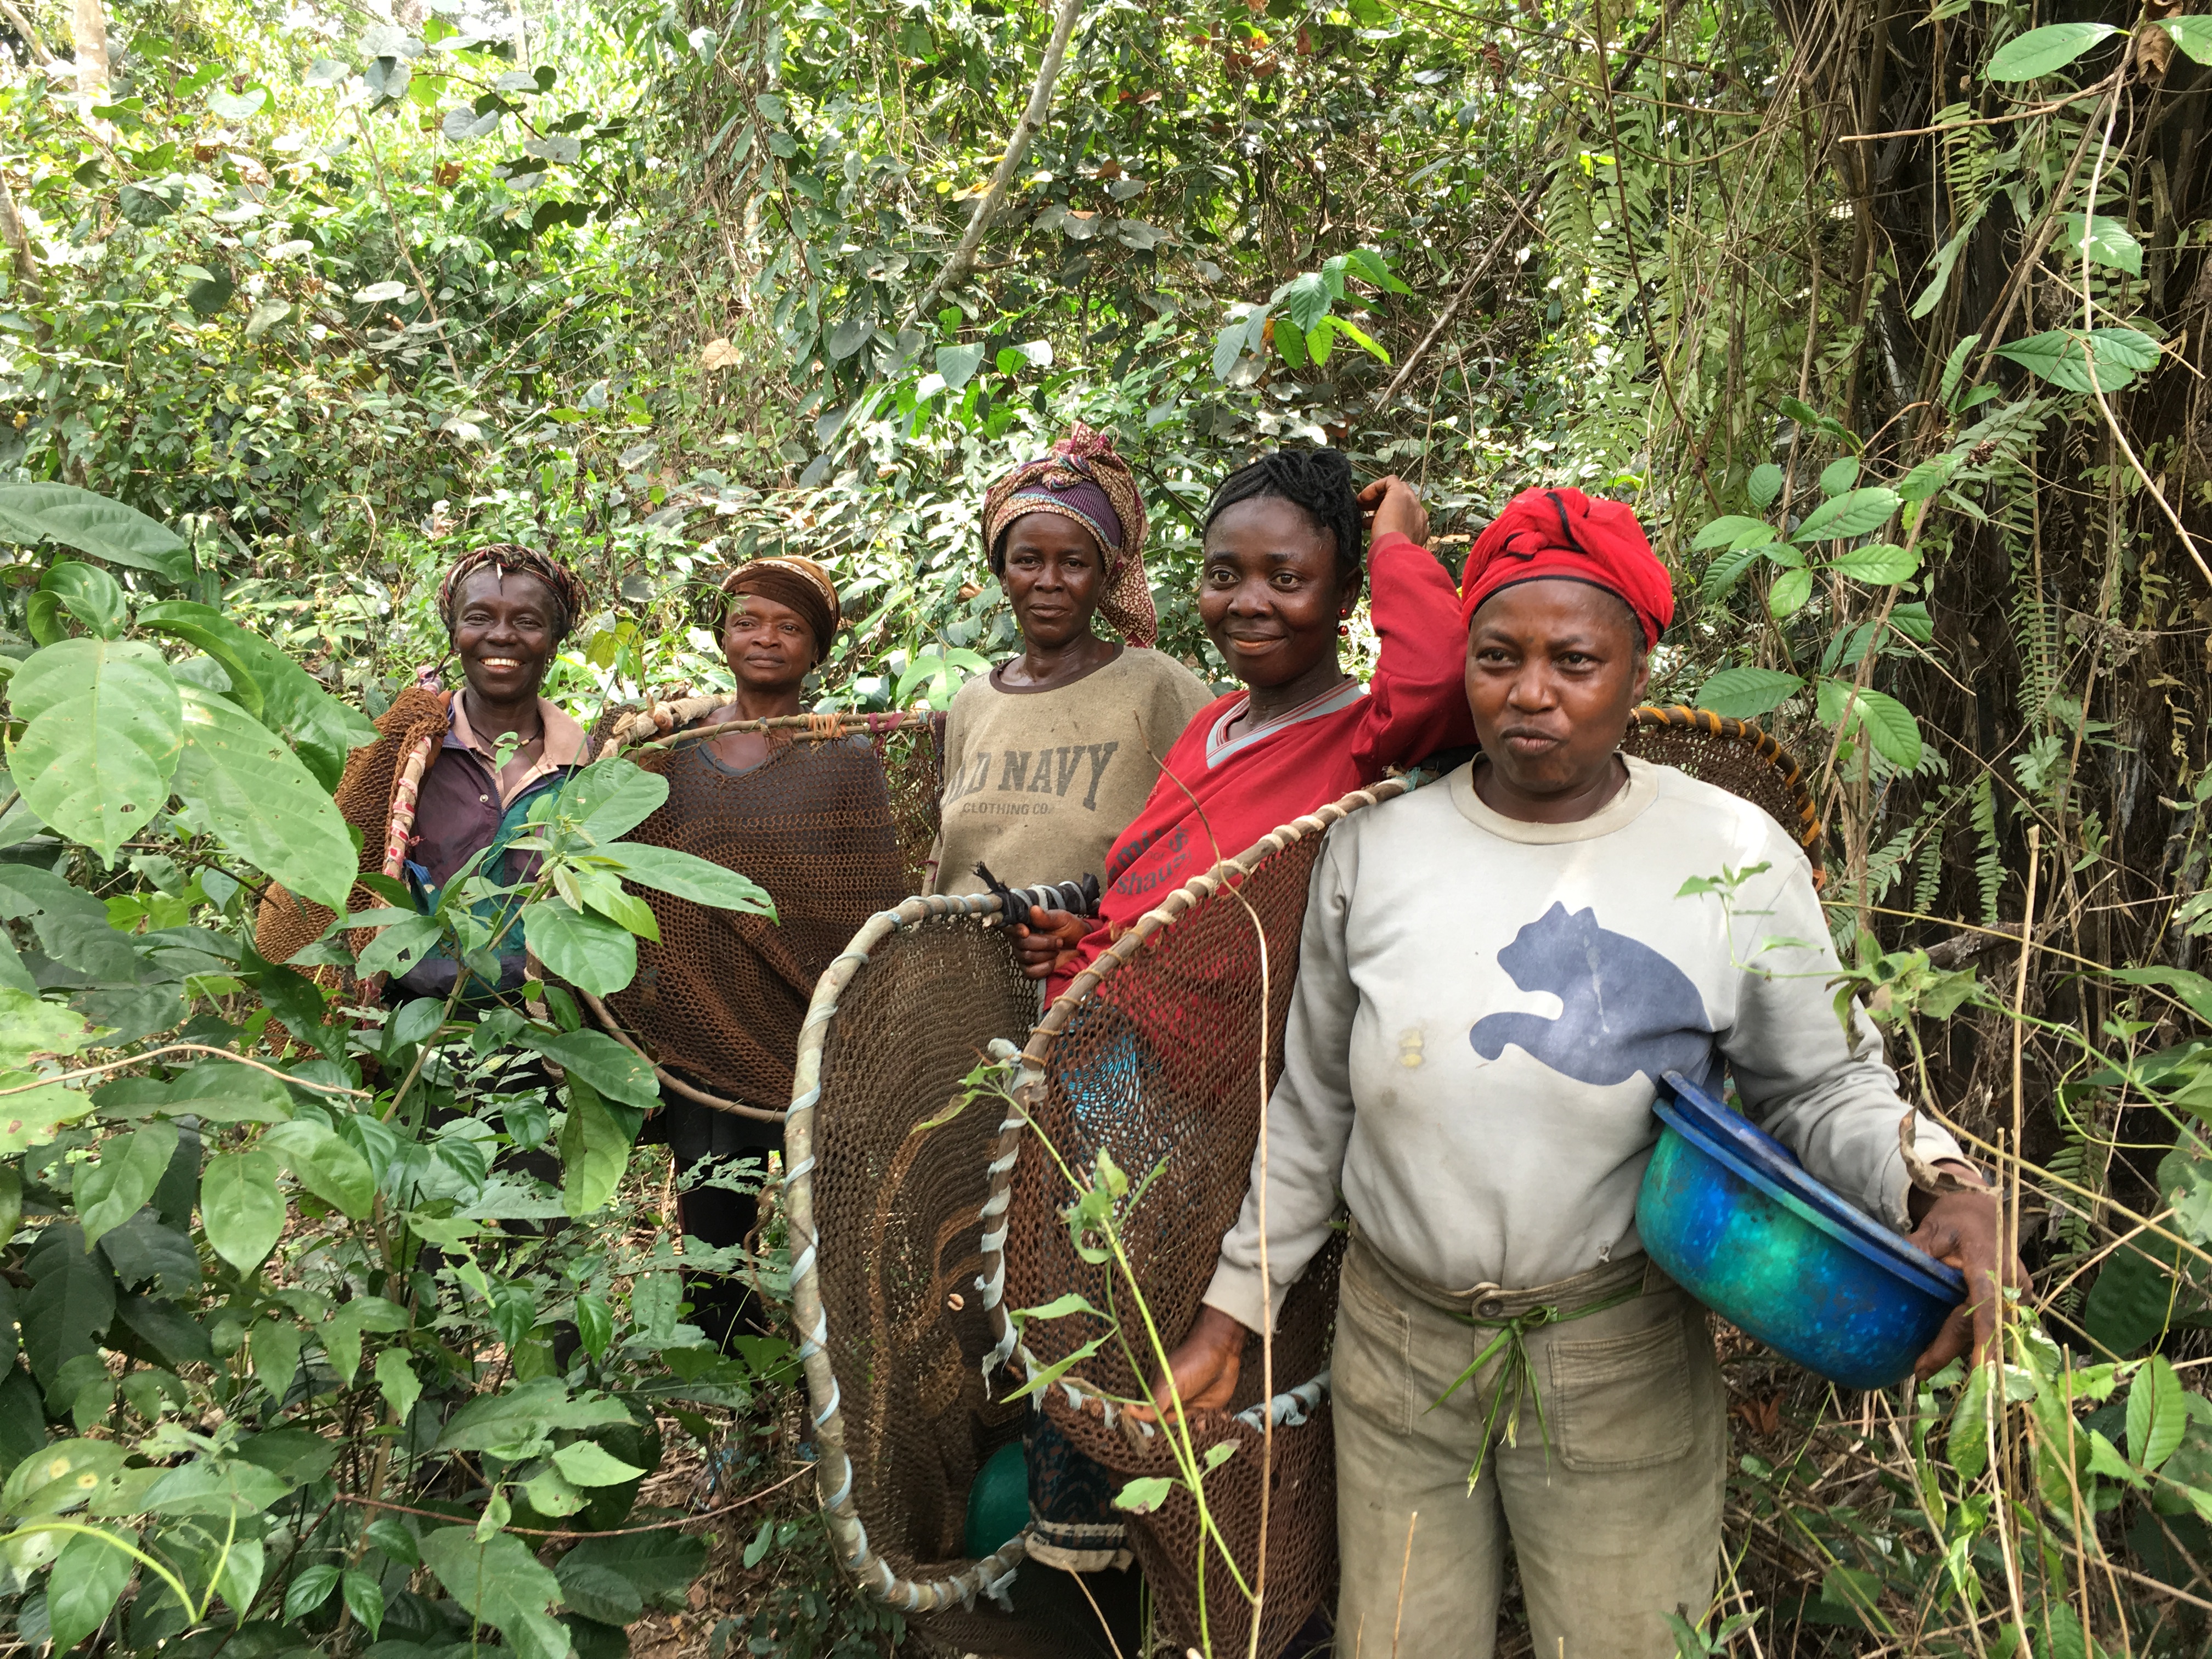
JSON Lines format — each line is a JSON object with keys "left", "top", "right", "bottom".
{"left": 1937, "top": 335, "right": 1984, "bottom": 409}
{"left": 1948, "top": 1364, "right": 1991, "bottom": 1479}
{"left": 141, "top": 1456, "right": 291, "bottom": 1516}
{"left": 1897, "top": 453, "right": 1960, "bottom": 504}
{"left": 2087, "top": 1234, "right": 2187, "bottom": 1355}
{"left": 284, "top": 1562, "right": 340, "bottom": 1620}
{"left": 575, "top": 1294, "right": 613, "bottom": 1359}
{"left": 934, "top": 342, "right": 986, "bottom": 390}
{"left": 172, "top": 684, "right": 356, "bottom": 911}
{"left": 0, "top": 483, "right": 191, "bottom": 585}
{"left": 548, "top": 758, "right": 669, "bottom": 845}
{"left": 555, "top": 1564, "right": 644, "bottom": 1625}
{"left": 1994, "top": 328, "right": 2163, "bottom": 394}
{"left": 321, "top": 1295, "right": 407, "bottom": 1384}
{"left": 2159, "top": 16, "right": 2212, "bottom": 64}
{"left": 6, "top": 637, "right": 183, "bottom": 862}
{"left": 523, "top": 1464, "right": 589, "bottom": 1517}
{"left": 2128, "top": 1353, "right": 2187, "bottom": 1471}
{"left": 47, "top": 1523, "right": 134, "bottom": 1649}
{"left": 1791, "top": 487, "right": 1899, "bottom": 544}
{"left": 1112, "top": 1475, "right": 1176, "bottom": 1515}
{"left": 557, "top": 1080, "right": 635, "bottom": 1217}
{"left": 1830, "top": 543, "right": 1920, "bottom": 584}
{"left": 1211, "top": 319, "right": 1248, "bottom": 382}
{"left": 1853, "top": 689, "right": 1923, "bottom": 768}
{"left": 214, "top": 1533, "right": 264, "bottom": 1617}
{"left": 343, "top": 1568, "right": 385, "bottom": 1641}
{"left": 200, "top": 1149, "right": 285, "bottom": 1271}
{"left": 0, "top": 988, "right": 94, "bottom": 1068}
{"left": 376, "top": 1346, "right": 422, "bottom": 1423}
{"left": 558, "top": 1530, "right": 706, "bottom": 1611}
{"left": 22, "top": 1226, "right": 115, "bottom": 1387}
{"left": 420, "top": 1526, "right": 568, "bottom": 1658}
{"left": 1984, "top": 21, "right": 2122, "bottom": 80}
{"left": 366, "top": 1516, "right": 419, "bottom": 1566}
{"left": 1690, "top": 515, "right": 1774, "bottom": 552}
{"left": 1694, "top": 668, "right": 1803, "bottom": 719}
{"left": 251, "top": 1319, "right": 303, "bottom": 1400}
{"left": 596, "top": 842, "right": 774, "bottom": 915}
{"left": 435, "top": 1379, "right": 633, "bottom": 1453}
{"left": 356, "top": 913, "right": 442, "bottom": 980}
{"left": 1766, "top": 568, "right": 1814, "bottom": 617}
{"left": 1280, "top": 271, "right": 1330, "bottom": 332}
{"left": 1816, "top": 457, "right": 1860, "bottom": 496}
{"left": 521, "top": 901, "right": 636, "bottom": 997}
{"left": 76, "top": 1122, "right": 180, "bottom": 1249}
{"left": 1745, "top": 463, "right": 1785, "bottom": 509}
{"left": 40, "top": 562, "right": 127, "bottom": 638}
{"left": 2, "top": 1437, "right": 126, "bottom": 1517}
{"left": 1012, "top": 1292, "right": 1107, "bottom": 1323}
{"left": 2064, "top": 212, "right": 2142, "bottom": 276}
{"left": 261, "top": 1118, "right": 375, "bottom": 1217}
{"left": 0, "top": 1074, "right": 94, "bottom": 1153}
{"left": 522, "top": 1027, "right": 659, "bottom": 1112}
{"left": 138, "top": 602, "right": 379, "bottom": 786}
{"left": 551, "top": 1442, "right": 648, "bottom": 1487}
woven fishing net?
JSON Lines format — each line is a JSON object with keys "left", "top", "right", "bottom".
{"left": 800, "top": 905, "right": 1064, "bottom": 1651}
{"left": 595, "top": 725, "right": 926, "bottom": 1112}
{"left": 997, "top": 793, "right": 1366, "bottom": 1659}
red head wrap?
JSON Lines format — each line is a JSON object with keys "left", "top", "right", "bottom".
{"left": 1458, "top": 487, "right": 1673, "bottom": 650}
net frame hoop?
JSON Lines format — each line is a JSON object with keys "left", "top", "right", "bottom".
{"left": 577, "top": 703, "right": 943, "bottom": 1122}
{"left": 1624, "top": 703, "right": 1824, "bottom": 884}
{"left": 783, "top": 889, "right": 1032, "bottom": 1614}
{"left": 978, "top": 774, "right": 1418, "bottom": 1427}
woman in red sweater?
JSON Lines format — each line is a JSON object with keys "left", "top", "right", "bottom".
{"left": 1014, "top": 448, "right": 1475, "bottom": 991}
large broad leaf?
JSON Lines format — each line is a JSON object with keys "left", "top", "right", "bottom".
{"left": 1830, "top": 542, "right": 1920, "bottom": 584}
{"left": 934, "top": 342, "right": 987, "bottom": 391}
{"left": 1791, "top": 487, "right": 1899, "bottom": 544}
{"left": 141, "top": 1457, "right": 292, "bottom": 1517}
{"left": 21, "top": 1224, "right": 116, "bottom": 1387}
{"left": 7, "top": 638, "right": 184, "bottom": 861}
{"left": 0, "top": 1074, "right": 97, "bottom": 1154}
{"left": 46, "top": 1525, "right": 136, "bottom": 1649}
{"left": 1984, "top": 21, "right": 2122, "bottom": 80}
{"left": 557, "top": 1080, "right": 635, "bottom": 1216}
{"left": 2129, "top": 1353, "right": 2188, "bottom": 1472}
{"left": 2160, "top": 16, "right": 2212, "bottom": 64}
{"left": 551, "top": 759, "right": 670, "bottom": 844}
{"left": 138, "top": 602, "right": 379, "bottom": 788}
{"left": 1825, "top": 685, "right": 1922, "bottom": 768}
{"left": 557, "top": 1530, "right": 707, "bottom": 1611}
{"left": 1280, "top": 270, "right": 1331, "bottom": 332}
{"left": 1694, "top": 668, "right": 1803, "bottom": 719}
{"left": 0, "top": 483, "right": 192, "bottom": 585}
{"left": 261, "top": 1118, "right": 375, "bottom": 1217}
{"left": 2064, "top": 212, "right": 2143, "bottom": 277}
{"left": 598, "top": 843, "right": 774, "bottom": 915}
{"left": 200, "top": 1149, "right": 285, "bottom": 1271}
{"left": 1690, "top": 515, "right": 1774, "bottom": 552}
{"left": 2087, "top": 1235, "right": 2187, "bottom": 1356}
{"left": 421, "top": 1528, "right": 569, "bottom": 1659}
{"left": 0, "top": 987, "right": 93, "bottom": 1069}
{"left": 521, "top": 1028, "right": 659, "bottom": 1112}
{"left": 172, "top": 684, "right": 356, "bottom": 912}
{"left": 75, "top": 1122, "right": 180, "bottom": 1249}
{"left": 436, "top": 1379, "right": 631, "bottom": 1452}
{"left": 521, "top": 901, "right": 636, "bottom": 996}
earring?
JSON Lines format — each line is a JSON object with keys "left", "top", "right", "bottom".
{"left": 1338, "top": 621, "right": 1350, "bottom": 637}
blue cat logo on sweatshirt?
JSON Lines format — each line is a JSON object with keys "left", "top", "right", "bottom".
{"left": 1468, "top": 902, "right": 1716, "bottom": 1087}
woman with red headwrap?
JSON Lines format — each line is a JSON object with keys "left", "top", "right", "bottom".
{"left": 928, "top": 425, "right": 1212, "bottom": 899}
{"left": 1144, "top": 487, "right": 2021, "bottom": 1657}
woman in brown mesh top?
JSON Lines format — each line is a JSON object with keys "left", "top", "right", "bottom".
{"left": 603, "top": 556, "right": 906, "bottom": 1342}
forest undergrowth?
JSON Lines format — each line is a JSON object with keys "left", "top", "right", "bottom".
{"left": 4, "top": 0, "right": 2212, "bottom": 1649}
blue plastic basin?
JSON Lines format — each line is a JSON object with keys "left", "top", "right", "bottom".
{"left": 1634, "top": 1073, "right": 1966, "bottom": 1390}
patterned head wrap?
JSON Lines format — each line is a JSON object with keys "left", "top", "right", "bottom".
{"left": 979, "top": 423, "right": 1155, "bottom": 648}
{"left": 719, "top": 555, "right": 840, "bottom": 666}
{"left": 437, "top": 544, "right": 590, "bottom": 642}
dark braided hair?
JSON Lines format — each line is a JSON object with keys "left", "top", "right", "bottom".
{"left": 1201, "top": 447, "right": 1365, "bottom": 586}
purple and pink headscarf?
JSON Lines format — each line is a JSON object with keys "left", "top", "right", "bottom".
{"left": 979, "top": 424, "right": 1156, "bottom": 648}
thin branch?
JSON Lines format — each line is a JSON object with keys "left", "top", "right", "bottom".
{"left": 0, "top": 1042, "right": 370, "bottom": 1098}
{"left": 902, "top": 0, "right": 1086, "bottom": 328}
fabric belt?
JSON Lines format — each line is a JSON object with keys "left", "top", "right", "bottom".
{"left": 1348, "top": 1223, "right": 1676, "bottom": 1486}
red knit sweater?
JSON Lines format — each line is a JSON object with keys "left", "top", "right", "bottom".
{"left": 1049, "top": 531, "right": 1475, "bottom": 996}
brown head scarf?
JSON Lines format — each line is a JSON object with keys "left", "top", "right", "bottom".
{"left": 437, "top": 543, "right": 591, "bottom": 642}
{"left": 979, "top": 423, "right": 1155, "bottom": 648}
{"left": 719, "top": 555, "right": 840, "bottom": 666}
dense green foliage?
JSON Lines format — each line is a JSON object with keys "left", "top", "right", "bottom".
{"left": 8, "top": 0, "right": 2212, "bottom": 1650}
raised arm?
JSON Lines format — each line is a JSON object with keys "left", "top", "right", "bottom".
{"left": 1353, "top": 476, "right": 1477, "bottom": 768}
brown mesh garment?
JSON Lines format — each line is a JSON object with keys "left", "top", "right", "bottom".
{"left": 254, "top": 685, "right": 452, "bottom": 973}
{"left": 1001, "top": 812, "right": 1355, "bottom": 1659}
{"left": 597, "top": 726, "right": 927, "bottom": 1113}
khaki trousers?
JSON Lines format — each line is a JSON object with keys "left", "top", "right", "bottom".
{"left": 1333, "top": 1235, "right": 1728, "bottom": 1659}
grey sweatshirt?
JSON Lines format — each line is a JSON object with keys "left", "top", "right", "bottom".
{"left": 1203, "top": 756, "right": 1966, "bottom": 1333}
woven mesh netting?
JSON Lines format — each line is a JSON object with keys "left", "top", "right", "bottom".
{"left": 1001, "top": 812, "right": 1354, "bottom": 1659}
{"left": 1620, "top": 706, "right": 1822, "bottom": 881}
{"left": 597, "top": 724, "right": 935, "bottom": 1107}
{"left": 806, "top": 913, "right": 1047, "bottom": 1626}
